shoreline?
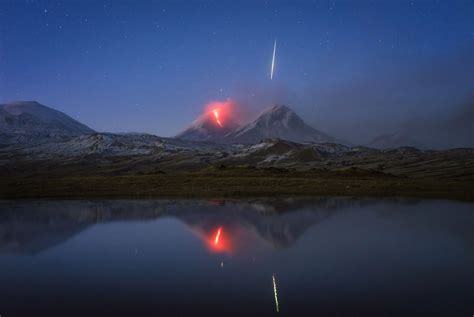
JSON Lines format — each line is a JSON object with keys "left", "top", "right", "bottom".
{"left": 1, "top": 172, "right": 472, "bottom": 201}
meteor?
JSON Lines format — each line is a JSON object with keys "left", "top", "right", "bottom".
{"left": 270, "top": 39, "right": 277, "bottom": 80}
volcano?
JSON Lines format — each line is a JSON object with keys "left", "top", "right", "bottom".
{"left": 175, "top": 107, "right": 239, "bottom": 142}
{"left": 177, "top": 104, "right": 342, "bottom": 144}
{"left": 224, "top": 105, "right": 340, "bottom": 144}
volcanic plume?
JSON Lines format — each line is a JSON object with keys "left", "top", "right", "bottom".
{"left": 175, "top": 100, "right": 240, "bottom": 141}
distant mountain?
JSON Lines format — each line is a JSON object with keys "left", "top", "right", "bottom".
{"left": 176, "top": 105, "right": 343, "bottom": 145}
{"left": 175, "top": 108, "right": 239, "bottom": 142}
{"left": 0, "top": 101, "right": 95, "bottom": 145}
{"left": 224, "top": 105, "right": 341, "bottom": 144}
{"left": 368, "top": 133, "right": 424, "bottom": 149}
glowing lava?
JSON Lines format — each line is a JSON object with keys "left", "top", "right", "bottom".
{"left": 214, "top": 227, "right": 223, "bottom": 245}
{"left": 204, "top": 99, "right": 238, "bottom": 128}
{"left": 212, "top": 109, "right": 224, "bottom": 127}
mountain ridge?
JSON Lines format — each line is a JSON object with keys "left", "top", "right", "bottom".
{"left": 223, "top": 105, "right": 340, "bottom": 144}
{"left": 0, "top": 101, "right": 95, "bottom": 145}
{"left": 177, "top": 104, "right": 343, "bottom": 145}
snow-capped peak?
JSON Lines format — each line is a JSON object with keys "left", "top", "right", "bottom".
{"left": 0, "top": 101, "right": 95, "bottom": 145}
{"left": 223, "top": 104, "right": 337, "bottom": 144}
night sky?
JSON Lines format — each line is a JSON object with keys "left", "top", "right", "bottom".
{"left": 1, "top": 0, "right": 472, "bottom": 146}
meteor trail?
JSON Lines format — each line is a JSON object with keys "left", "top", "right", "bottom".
{"left": 270, "top": 39, "right": 277, "bottom": 80}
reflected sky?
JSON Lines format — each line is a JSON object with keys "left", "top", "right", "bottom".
{"left": 0, "top": 198, "right": 473, "bottom": 316}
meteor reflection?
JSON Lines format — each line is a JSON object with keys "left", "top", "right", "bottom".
{"left": 272, "top": 273, "right": 280, "bottom": 313}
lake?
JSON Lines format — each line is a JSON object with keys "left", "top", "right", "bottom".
{"left": 0, "top": 198, "right": 473, "bottom": 316}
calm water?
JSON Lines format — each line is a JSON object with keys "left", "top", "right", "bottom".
{"left": 0, "top": 198, "right": 473, "bottom": 316}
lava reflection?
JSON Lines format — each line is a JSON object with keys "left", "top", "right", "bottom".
{"left": 208, "top": 226, "right": 231, "bottom": 253}
{"left": 214, "top": 227, "right": 222, "bottom": 245}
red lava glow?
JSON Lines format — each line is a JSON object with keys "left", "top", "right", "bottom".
{"left": 208, "top": 226, "right": 231, "bottom": 253}
{"left": 204, "top": 99, "right": 238, "bottom": 128}
{"left": 214, "top": 227, "right": 222, "bottom": 245}
{"left": 213, "top": 109, "right": 223, "bottom": 127}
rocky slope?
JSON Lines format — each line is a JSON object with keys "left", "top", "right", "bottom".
{"left": 1, "top": 136, "right": 473, "bottom": 181}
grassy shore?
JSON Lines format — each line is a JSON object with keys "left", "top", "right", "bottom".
{"left": 1, "top": 167, "right": 472, "bottom": 201}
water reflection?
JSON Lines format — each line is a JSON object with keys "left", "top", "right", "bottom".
{"left": 2, "top": 197, "right": 473, "bottom": 255}
{"left": 272, "top": 273, "right": 280, "bottom": 313}
{"left": 209, "top": 226, "right": 229, "bottom": 253}
{"left": 0, "top": 197, "right": 366, "bottom": 254}
{"left": 0, "top": 198, "right": 473, "bottom": 316}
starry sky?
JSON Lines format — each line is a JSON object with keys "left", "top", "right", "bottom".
{"left": 0, "top": 0, "right": 473, "bottom": 147}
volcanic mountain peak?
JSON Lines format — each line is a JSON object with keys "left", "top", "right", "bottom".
{"left": 241, "top": 104, "right": 305, "bottom": 132}
{"left": 175, "top": 103, "right": 344, "bottom": 145}
{"left": 224, "top": 104, "right": 339, "bottom": 145}
{"left": 260, "top": 104, "right": 299, "bottom": 121}
{"left": 175, "top": 108, "right": 239, "bottom": 142}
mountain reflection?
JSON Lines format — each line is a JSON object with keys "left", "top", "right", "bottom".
{"left": 0, "top": 198, "right": 473, "bottom": 255}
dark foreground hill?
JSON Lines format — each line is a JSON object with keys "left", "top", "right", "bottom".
{"left": 1, "top": 136, "right": 473, "bottom": 200}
